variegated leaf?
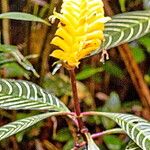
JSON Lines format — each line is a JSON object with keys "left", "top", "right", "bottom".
{"left": 95, "top": 112, "right": 150, "bottom": 150}
{"left": 126, "top": 141, "right": 142, "bottom": 150}
{"left": 0, "top": 79, "right": 68, "bottom": 112}
{"left": 91, "top": 10, "right": 150, "bottom": 56}
{"left": 0, "top": 112, "right": 64, "bottom": 141}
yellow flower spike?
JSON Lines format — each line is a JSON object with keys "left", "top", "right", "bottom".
{"left": 50, "top": 0, "right": 111, "bottom": 68}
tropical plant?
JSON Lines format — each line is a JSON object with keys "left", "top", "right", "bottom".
{"left": 0, "top": 0, "right": 150, "bottom": 150}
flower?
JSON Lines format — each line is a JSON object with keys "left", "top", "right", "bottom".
{"left": 50, "top": 0, "right": 110, "bottom": 68}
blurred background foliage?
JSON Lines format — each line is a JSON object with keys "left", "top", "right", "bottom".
{"left": 0, "top": 0, "right": 150, "bottom": 149}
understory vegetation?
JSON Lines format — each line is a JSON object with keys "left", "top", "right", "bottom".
{"left": 0, "top": 0, "right": 150, "bottom": 150}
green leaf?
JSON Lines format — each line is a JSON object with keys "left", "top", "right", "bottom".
{"left": 103, "top": 61, "right": 124, "bottom": 79}
{"left": 0, "top": 112, "right": 64, "bottom": 141}
{"left": 63, "top": 139, "right": 74, "bottom": 150}
{"left": 119, "top": 0, "right": 126, "bottom": 12}
{"left": 42, "top": 74, "right": 71, "bottom": 97}
{"left": 103, "top": 135, "right": 123, "bottom": 150}
{"left": 102, "top": 92, "right": 121, "bottom": 129}
{"left": 0, "top": 44, "right": 16, "bottom": 52}
{"left": 105, "top": 92, "right": 121, "bottom": 112}
{"left": 0, "top": 63, "right": 30, "bottom": 79}
{"left": 138, "top": 36, "right": 150, "bottom": 53}
{"left": 0, "top": 12, "right": 50, "bottom": 26}
{"left": 101, "top": 117, "right": 115, "bottom": 130}
{"left": 95, "top": 112, "right": 150, "bottom": 150}
{"left": 87, "top": 115, "right": 101, "bottom": 125}
{"left": 54, "top": 128, "right": 72, "bottom": 142}
{"left": 130, "top": 47, "right": 146, "bottom": 63}
{"left": 0, "top": 79, "right": 68, "bottom": 112}
{"left": 122, "top": 101, "right": 141, "bottom": 112}
{"left": 76, "top": 67, "right": 103, "bottom": 80}
{"left": 90, "top": 10, "right": 150, "bottom": 56}
{"left": 0, "top": 44, "right": 39, "bottom": 77}
{"left": 145, "top": 74, "right": 150, "bottom": 85}
{"left": 126, "top": 141, "right": 142, "bottom": 150}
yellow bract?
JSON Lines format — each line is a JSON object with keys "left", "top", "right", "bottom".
{"left": 50, "top": 0, "right": 110, "bottom": 67}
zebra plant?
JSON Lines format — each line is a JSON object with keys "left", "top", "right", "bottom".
{"left": 0, "top": 0, "right": 150, "bottom": 149}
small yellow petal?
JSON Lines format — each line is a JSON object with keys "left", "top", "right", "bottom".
{"left": 51, "top": 37, "right": 71, "bottom": 52}
{"left": 55, "top": 27, "right": 73, "bottom": 45}
{"left": 78, "top": 45, "right": 100, "bottom": 59}
{"left": 63, "top": 13, "right": 78, "bottom": 27}
{"left": 54, "top": 11, "right": 76, "bottom": 28}
{"left": 58, "top": 23, "right": 76, "bottom": 35}
{"left": 50, "top": 50, "right": 65, "bottom": 60}
{"left": 87, "top": 21, "right": 104, "bottom": 32}
{"left": 86, "top": 31, "right": 104, "bottom": 40}
{"left": 82, "top": 39, "right": 101, "bottom": 49}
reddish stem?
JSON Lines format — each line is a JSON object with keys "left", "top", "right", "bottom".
{"left": 69, "top": 69, "right": 86, "bottom": 133}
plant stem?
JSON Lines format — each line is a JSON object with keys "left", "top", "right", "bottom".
{"left": 81, "top": 111, "right": 107, "bottom": 116}
{"left": 1, "top": 0, "right": 10, "bottom": 44}
{"left": 69, "top": 69, "right": 86, "bottom": 133}
{"left": 92, "top": 128, "right": 125, "bottom": 139}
